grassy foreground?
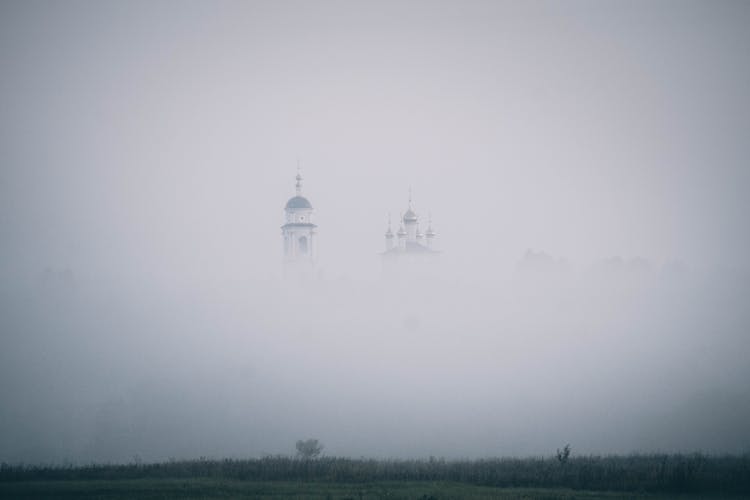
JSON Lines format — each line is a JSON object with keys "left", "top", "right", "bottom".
{"left": 0, "top": 478, "right": 729, "bottom": 499}
{"left": 2, "top": 454, "right": 749, "bottom": 498}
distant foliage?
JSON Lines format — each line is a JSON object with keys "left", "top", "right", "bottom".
{"left": 556, "top": 444, "right": 571, "bottom": 465}
{"left": 295, "top": 439, "right": 323, "bottom": 459}
{"left": 2, "top": 453, "right": 750, "bottom": 495}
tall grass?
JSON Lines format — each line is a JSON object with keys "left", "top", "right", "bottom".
{"left": 2, "top": 454, "right": 749, "bottom": 494}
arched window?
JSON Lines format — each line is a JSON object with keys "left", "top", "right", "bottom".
{"left": 298, "top": 236, "right": 308, "bottom": 254}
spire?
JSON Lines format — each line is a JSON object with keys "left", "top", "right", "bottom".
{"left": 426, "top": 212, "right": 435, "bottom": 237}
{"left": 385, "top": 213, "right": 393, "bottom": 237}
{"left": 295, "top": 163, "right": 302, "bottom": 196}
{"left": 397, "top": 213, "right": 407, "bottom": 236}
{"left": 408, "top": 186, "right": 413, "bottom": 211}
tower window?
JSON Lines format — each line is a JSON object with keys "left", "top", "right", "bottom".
{"left": 299, "top": 236, "right": 308, "bottom": 254}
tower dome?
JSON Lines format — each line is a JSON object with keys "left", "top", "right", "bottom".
{"left": 285, "top": 196, "right": 312, "bottom": 209}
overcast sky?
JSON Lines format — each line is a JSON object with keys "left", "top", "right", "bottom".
{"left": 1, "top": 0, "right": 749, "bottom": 463}
{"left": 2, "top": 0, "right": 750, "bottom": 282}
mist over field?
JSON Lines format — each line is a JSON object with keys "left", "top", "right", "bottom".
{"left": 1, "top": 0, "right": 750, "bottom": 464}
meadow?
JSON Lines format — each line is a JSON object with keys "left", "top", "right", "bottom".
{"left": 2, "top": 454, "right": 748, "bottom": 498}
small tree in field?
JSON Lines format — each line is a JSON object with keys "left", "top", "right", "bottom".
{"left": 295, "top": 439, "right": 323, "bottom": 459}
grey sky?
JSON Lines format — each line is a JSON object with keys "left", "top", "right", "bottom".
{"left": 2, "top": 0, "right": 749, "bottom": 280}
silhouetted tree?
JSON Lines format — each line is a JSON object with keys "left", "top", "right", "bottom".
{"left": 295, "top": 438, "right": 323, "bottom": 459}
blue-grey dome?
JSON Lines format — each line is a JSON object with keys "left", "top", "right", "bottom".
{"left": 285, "top": 196, "right": 312, "bottom": 209}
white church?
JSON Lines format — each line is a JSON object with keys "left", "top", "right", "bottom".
{"left": 382, "top": 192, "right": 437, "bottom": 258}
{"left": 281, "top": 173, "right": 437, "bottom": 270}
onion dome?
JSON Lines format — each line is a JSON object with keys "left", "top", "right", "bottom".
{"left": 403, "top": 209, "right": 417, "bottom": 223}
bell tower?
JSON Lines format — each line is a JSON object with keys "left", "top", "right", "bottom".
{"left": 282, "top": 170, "right": 316, "bottom": 265}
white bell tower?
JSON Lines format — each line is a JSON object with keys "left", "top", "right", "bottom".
{"left": 282, "top": 170, "right": 316, "bottom": 266}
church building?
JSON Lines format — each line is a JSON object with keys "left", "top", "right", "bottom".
{"left": 282, "top": 171, "right": 316, "bottom": 266}
{"left": 383, "top": 192, "right": 437, "bottom": 257}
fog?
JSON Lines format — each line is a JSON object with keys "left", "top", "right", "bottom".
{"left": 1, "top": 0, "right": 749, "bottom": 463}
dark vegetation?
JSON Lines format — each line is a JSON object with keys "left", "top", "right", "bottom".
{"left": 2, "top": 454, "right": 749, "bottom": 495}
{"left": 296, "top": 438, "right": 324, "bottom": 459}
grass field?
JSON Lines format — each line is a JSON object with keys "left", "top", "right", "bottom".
{"left": 0, "top": 478, "right": 735, "bottom": 499}
{"left": 2, "top": 455, "right": 748, "bottom": 499}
